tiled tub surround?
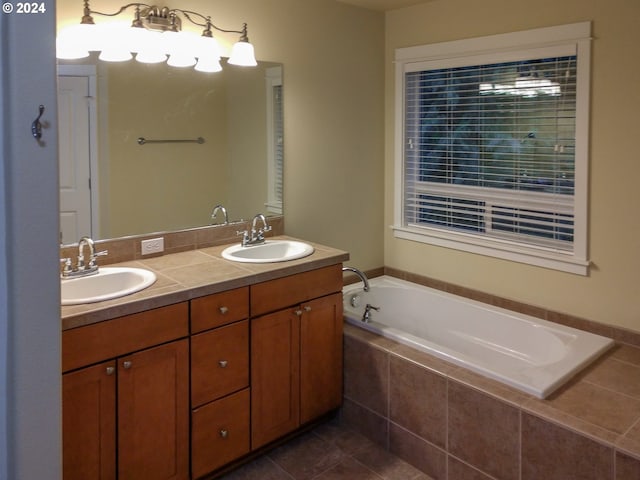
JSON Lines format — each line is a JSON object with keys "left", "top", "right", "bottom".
{"left": 343, "top": 323, "right": 640, "bottom": 480}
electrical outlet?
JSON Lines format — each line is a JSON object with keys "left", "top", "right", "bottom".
{"left": 141, "top": 237, "right": 164, "bottom": 255}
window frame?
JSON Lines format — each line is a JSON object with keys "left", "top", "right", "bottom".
{"left": 393, "top": 22, "right": 592, "bottom": 275}
{"left": 265, "top": 66, "right": 284, "bottom": 215}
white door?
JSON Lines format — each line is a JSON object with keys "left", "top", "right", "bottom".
{"left": 58, "top": 75, "right": 92, "bottom": 244}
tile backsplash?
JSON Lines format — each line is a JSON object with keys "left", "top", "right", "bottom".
{"left": 60, "top": 216, "right": 285, "bottom": 267}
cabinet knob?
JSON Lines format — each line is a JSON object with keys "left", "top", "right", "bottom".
{"left": 303, "top": 306, "right": 312, "bottom": 312}
{"left": 219, "top": 306, "right": 229, "bottom": 315}
{"left": 219, "top": 429, "right": 228, "bottom": 439}
{"left": 218, "top": 360, "right": 228, "bottom": 368}
{"left": 122, "top": 361, "right": 132, "bottom": 369}
{"left": 294, "top": 309, "right": 303, "bottom": 316}
{"left": 105, "top": 366, "right": 115, "bottom": 376}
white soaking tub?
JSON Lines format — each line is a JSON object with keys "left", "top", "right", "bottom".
{"left": 343, "top": 276, "right": 613, "bottom": 398}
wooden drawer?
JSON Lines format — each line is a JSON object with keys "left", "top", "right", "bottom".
{"left": 62, "top": 302, "right": 189, "bottom": 373}
{"left": 191, "top": 320, "right": 249, "bottom": 407}
{"left": 250, "top": 264, "right": 343, "bottom": 317}
{"left": 191, "top": 287, "right": 249, "bottom": 333}
{"left": 192, "top": 389, "right": 250, "bottom": 478}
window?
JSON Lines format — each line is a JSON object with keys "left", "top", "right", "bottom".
{"left": 393, "top": 23, "right": 591, "bottom": 274}
{"left": 266, "top": 66, "right": 284, "bottom": 215}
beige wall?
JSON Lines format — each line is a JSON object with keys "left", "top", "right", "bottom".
{"left": 385, "top": 0, "right": 640, "bottom": 332}
{"left": 57, "top": 0, "right": 386, "bottom": 269}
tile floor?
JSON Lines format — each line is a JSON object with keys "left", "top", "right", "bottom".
{"left": 215, "top": 419, "right": 432, "bottom": 480}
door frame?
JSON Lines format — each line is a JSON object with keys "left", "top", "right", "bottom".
{"left": 57, "top": 64, "right": 101, "bottom": 239}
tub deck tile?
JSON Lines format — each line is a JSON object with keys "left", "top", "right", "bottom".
{"left": 388, "top": 344, "right": 458, "bottom": 377}
{"left": 616, "top": 421, "right": 640, "bottom": 459}
{"left": 446, "top": 366, "right": 532, "bottom": 408}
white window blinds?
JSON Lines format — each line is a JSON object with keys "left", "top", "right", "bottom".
{"left": 393, "top": 22, "right": 591, "bottom": 274}
{"left": 266, "top": 67, "right": 283, "bottom": 214}
{"left": 404, "top": 56, "right": 577, "bottom": 251}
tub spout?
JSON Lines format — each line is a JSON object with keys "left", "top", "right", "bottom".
{"left": 342, "top": 266, "right": 370, "bottom": 292}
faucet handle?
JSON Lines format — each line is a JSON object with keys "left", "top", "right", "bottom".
{"left": 89, "top": 250, "right": 108, "bottom": 268}
{"left": 60, "top": 257, "right": 73, "bottom": 276}
{"left": 236, "top": 230, "right": 250, "bottom": 246}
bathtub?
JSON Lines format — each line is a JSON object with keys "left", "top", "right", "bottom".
{"left": 343, "top": 276, "right": 614, "bottom": 398}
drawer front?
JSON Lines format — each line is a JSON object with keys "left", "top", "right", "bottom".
{"left": 191, "top": 320, "right": 249, "bottom": 407}
{"left": 62, "top": 302, "right": 189, "bottom": 373}
{"left": 191, "top": 287, "right": 249, "bottom": 333}
{"left": 192, "top": 389, "right": 250, "bottom": 478}
{"left": 250, "top": 264, "right": 343, "bottom": 317}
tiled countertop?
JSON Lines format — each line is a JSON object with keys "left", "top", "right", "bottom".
{"left": 61, "top": 236, "right": 349, "bottom": 330}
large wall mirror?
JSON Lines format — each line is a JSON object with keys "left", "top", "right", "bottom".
{"left": 58, "top": 54, "right": 283, "bottom": 245}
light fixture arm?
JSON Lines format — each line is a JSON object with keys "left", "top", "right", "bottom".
{"left": 81, "top": 1, "right": 249, "bottom": 38}
{"left": 82, "top": 2, "right": 152, "bottom": 22}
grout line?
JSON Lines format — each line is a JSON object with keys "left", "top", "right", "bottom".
{"left": 264, "top": 455, "right": 297, "bottom": 480}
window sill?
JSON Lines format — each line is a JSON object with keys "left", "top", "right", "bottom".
{"left": 392, "top": 225, "right": 589, "bottom": 276}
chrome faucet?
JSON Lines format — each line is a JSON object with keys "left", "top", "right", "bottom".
{"left": 210, "top": 204, "right": 229, "bottom": 225}
{"left": 342, "top": 266, "right": 370, "bottom": 292}
{"left": 362, "top": 303, "right": 380, "bottom": 323}
{"left": 60, "top": 236, "right": 108, "bottom": 278}
{"left": 77, "top": 236, "right": 95, "bottom": 270}
{"left": 238, "top": 213, "right": 272, "bottom": 247}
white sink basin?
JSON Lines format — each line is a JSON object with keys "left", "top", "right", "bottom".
{"left": 61, "top": 267, "right": 157, "bottom": 305}
{"left": 221, "top": 240, "right": 314, "bottom": 263}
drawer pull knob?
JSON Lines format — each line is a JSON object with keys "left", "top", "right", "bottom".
{"left": 304, "top": 306, "right": 312, "bottom": 312}
{"left": 122, "top": 361, "right": 132, "bottom": 369}
{"left": 219, "top": 306, "right": 229, "bottom": 314}
{"left": 218, "top": 360, "right": 228, "bottom": 368}
{"left": 294, "top": 309, "right": 303, "bottom": 316}
{"left": 106, "top": 366, "right": 115, "bottom": 376}
{"left": 219, "top": 429, "right": 228, "bottom": 439}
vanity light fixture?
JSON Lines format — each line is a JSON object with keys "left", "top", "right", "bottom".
{"left": 57, "top": 1, "right": 258, "bottom": 72}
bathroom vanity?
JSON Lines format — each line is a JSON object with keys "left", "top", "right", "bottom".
{"left": 60, "top": 237, "right": 348, "bottom": 480}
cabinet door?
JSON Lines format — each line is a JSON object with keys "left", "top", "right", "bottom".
{"left": 300, "top": 293, "right": 344, "bottom": 424}
{"left": 118, "top": 339, "right": 189, "bottom": 480}
{"left": 251, "top": 309, "right": 300, "bottom": 449}
{"left": 63, "top": 361, "right": 116, "bottom": 480}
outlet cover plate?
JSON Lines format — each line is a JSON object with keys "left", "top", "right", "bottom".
{"left": 141, "top": 237, "right": 164, "bottom": 255}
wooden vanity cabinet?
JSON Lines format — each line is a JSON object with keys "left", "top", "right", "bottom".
{"left": 62, "top": 303, "right": 189, "bottom": 480}
{"left": 250, "top": 265, "right": 343, "bottom": 449}
{"left": 190, "top": 288, "right": 251, "bottom": 478}
{"left": 63, "top": 263, "right": 345, "bottom": 480}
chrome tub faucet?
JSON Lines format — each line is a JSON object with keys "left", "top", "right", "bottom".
{"left": 342, "top": 266, "right": 370, "bottom": 292}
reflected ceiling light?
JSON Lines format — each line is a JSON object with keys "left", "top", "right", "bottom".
{"left": 56, "top": 1, "right": 257, "bottom": 73}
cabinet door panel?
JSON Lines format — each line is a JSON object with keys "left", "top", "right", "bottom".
{"left": 191, "top": 320, "right": 249, "bottom": 407}
{"left": 300, "top": 293, "right": 343, "bottom": 424}
{"left": 192, "top": 389, "right": 250, "bottom": 478}
{"left": 251, "top": 310, "right": 300, "bottom": 449}
{"left": 118, "top": 340, "right": 189, "bottom": 480}
{"left": 63, "top": 361, "right": 116, "bottom": 480}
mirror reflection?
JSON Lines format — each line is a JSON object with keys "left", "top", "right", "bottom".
{"left": 58, "top": 56, "right": 283, "bottom": 245}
